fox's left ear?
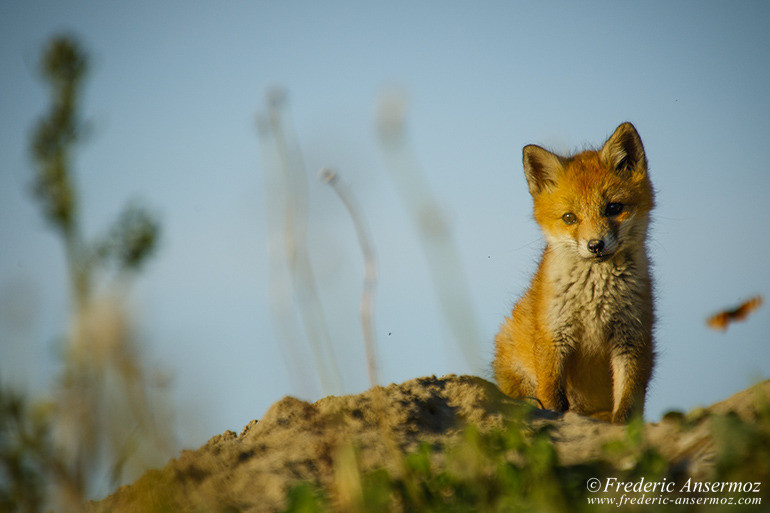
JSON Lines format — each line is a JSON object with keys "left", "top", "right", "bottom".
{"left": 600, "top": 122, "right": 647, "bottom": 178}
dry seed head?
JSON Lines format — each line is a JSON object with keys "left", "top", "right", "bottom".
{"left": 318, "top": 167, "right": 338, "bottom": 185}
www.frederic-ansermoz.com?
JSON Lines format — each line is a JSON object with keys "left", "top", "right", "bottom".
{"left": 585, "top": 477, "right": 762, "bottom": 507}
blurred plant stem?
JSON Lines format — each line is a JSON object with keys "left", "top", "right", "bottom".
{"left": 320, "top": 168, "right": 380, "bottom": 389}
{"left": 376, "top": 89, "right": 484, "bottom": 374}
{"left": 0, "top": 34, "right": 172, "bottom": 512}
{"left": 29, "top": 34, "right": 89, "bottom": 309}
{"left": 256, "top": 89, "right": 343, "bottom": 397}
{"left": 30, "top": 37, "right": 159, "bottom": 308}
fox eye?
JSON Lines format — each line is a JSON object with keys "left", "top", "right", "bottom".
{"left": 562, "top": 212, "right": 577, "bottom": 225}
{"left": 605, "top": 202, "right": 624, "bottom": 217}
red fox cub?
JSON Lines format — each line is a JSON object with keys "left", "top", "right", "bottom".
{"left": 494, "top": 122, "right": 655, "bottom": 424}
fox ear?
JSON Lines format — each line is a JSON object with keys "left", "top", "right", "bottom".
{"left": 522, "top": 145, "right": 564, "bottom": 196}
{"left": 600, "top": 122, "right": 647, "bottom": 178}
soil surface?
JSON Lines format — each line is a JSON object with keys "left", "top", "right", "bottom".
{"left": 90, "top": 375, "right": 770, "bottom": 513}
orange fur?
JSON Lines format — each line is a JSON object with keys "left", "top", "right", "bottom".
{"left": 494, "top": 123, "right": 655, "bottom": 423}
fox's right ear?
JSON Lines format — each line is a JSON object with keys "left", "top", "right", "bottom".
{"left": 522, "top": 145, "right": 564, "bottom": 196}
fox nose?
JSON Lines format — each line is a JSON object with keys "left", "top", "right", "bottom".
{"left": 587, "top": 239, "right": 605, "bottom": 254}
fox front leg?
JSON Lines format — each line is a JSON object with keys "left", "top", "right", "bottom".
{"left": 610, "top": 340, "right": 653, "bottom": 423}
{"left": 535, "top": 337, "right": 571, "bottom": 412}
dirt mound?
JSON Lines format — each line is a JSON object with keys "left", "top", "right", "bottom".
{"left": 91, "top": 375, "right": 770, "bottom": 512}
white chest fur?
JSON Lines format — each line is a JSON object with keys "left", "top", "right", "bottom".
{"left": 545, "top": 250, "right": 649, "bottom": 354}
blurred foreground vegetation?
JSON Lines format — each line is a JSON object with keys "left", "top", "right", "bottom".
{"left": 1, "top": 35, "right": 170, "bottom": 512}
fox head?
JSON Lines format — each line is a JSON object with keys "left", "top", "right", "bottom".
{"left": 522, "top": 122, "right": 654, "bottom": 261}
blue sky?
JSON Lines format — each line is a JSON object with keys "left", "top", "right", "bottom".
{"left": 2, "top": 0, "right": 769, "bottom": 452}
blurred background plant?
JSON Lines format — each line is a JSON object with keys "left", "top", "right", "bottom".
{"left": 256, "top": 87, "right": 486, "bottom": 400}
{"left": 375, "top": 89, "right": 484, "bottom": 375}
{"left": 0, "top": 34, "right": 173, "bottom": 512}
{"left": 256, "top": 89, "right": 344, "bottom": 398}
{"left": 319, "top": 167, "right": 380, "bottom": 389}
